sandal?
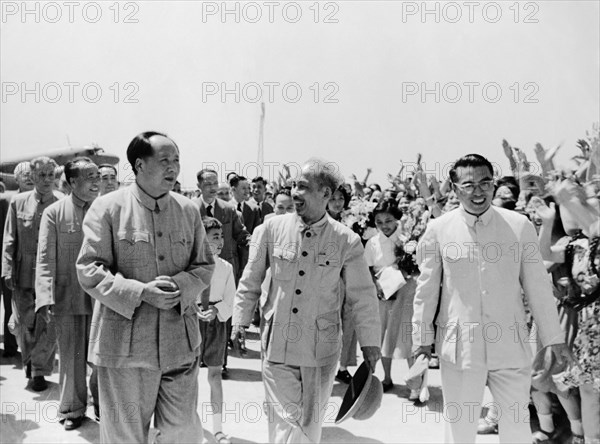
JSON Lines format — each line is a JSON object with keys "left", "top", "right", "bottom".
{"left": 532, "top": 429, "right": 556, "bottom": 444}
{"left": 214, "top": 431, "right": 231, "bottom": 444}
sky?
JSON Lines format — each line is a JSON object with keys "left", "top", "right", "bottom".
{"left": 1, "top": 0, "right": 599, "bottom": 188}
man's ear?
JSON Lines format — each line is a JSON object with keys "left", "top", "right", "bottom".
{"left": 322, "top": 186, "right": 332, "bottom": 199}
{"left": 135, "top": 159, "right": 143, "bottom": 173}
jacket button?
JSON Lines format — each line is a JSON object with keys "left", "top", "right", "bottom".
{"left": 292, "top": 308, "right": 298, "bottom": 314}
{"left": 299, "top": 270, "right": 305, "bottom": 276}
{"left": 158, "top": 255, "right": 165, "bottom": 261}
{"left": 306, "top": 232, "right": 312, "bottom": 238}
{"left": 302, "top": 251, "right": 308, "bottom": 257}
{"left": 295, "top": 289, "right": 301, "bottom": 295}
{"left": 157, "top": 231, "right": 163, "bottom": 237}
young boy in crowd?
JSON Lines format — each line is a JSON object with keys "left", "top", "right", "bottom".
{"left": 198, "top": 217, "right": 236, "bottom": 444}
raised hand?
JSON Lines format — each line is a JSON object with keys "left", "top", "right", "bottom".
{"left": 534, "top": 143, "right": 546, "bottom": 164}
{"left": 535, "top": 201, "right": 556, "bottom": 225}
{"left": 576, "top": 139, "right": 590, "bottom": 159}
{"left": 514, "top": 147, "right": 530, "bottom": 171}
{"left": 502, "top": 139, "right": 514, "bottom": 159}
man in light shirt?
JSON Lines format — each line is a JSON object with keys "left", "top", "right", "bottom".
{"left": 412, "top": 153, "right": 572, "bottom": 443}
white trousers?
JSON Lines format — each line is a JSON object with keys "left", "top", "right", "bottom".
{"left": 262, "top": 360, "right": 337, "bottom": 443}
{"left": 440, "top": 364, "right": 532, "bottom": 443}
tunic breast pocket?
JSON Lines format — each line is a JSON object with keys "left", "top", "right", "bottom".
{"left": 442, "top": 242, "right": 474, "bottom": 276}
{"left": 170, "top": 232, "right": 190, "bottom": 269}
{"left": 17, "top": 212, "right": 34, "bottom": 230}
{"left": 271, "top": 247, "right": 295, "bottom": 281}
{"left": 316, "top": 254, "right": 342, "bottom": 289}
{"left": 59, "top": 224, "right": 82, "bottom": 264}
{"left": 117, "top": 230, "right": 152, "bottom": 272}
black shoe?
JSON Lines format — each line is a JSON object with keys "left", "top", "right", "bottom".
{"left": 64, "top": 416, "right": 84, "bottom": 430}
{"left": 31, "top": 376, "right": 48, "bottom": 391}
{"left": 382, "top": 380, "right": 394, "bottom": 392}
{"left": 221, "top": 366, "right": 229, "bottom": 379}
{"left": 25, "top": 362, "right": 32, "bottom": 379}
{"left": 335, "top": 370, "right": 352, "bottom": 384}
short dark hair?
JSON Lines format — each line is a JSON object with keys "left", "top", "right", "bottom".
{"left": 202, "top": 216, "right": 222, "bottom": 232}
{"left": 229, "top": 175, "right": 247, "bottom": 188}
{"left": 275, "top": 188, "right": 292, "bottom": 199}
{"left": 373, "top": 198, "right": 403, "bottom": 220}
{"left": 126, "top": 131, "right": 176, "bottom": 175}
{"left": 64, "top": 157, "right": 94, "bottom": 186}
{"left": 197, "top": 168, "right": 218, "bottom": 184}
{"left": 496, "top": 176, "right": 520, "bottom": 200}
{"left": 98, "top": 163, "right": 117, "bottom": 175}
{"left": 449, "top": 154, "right": 494, "bottom": 183}
{"left": 334, "top": 185, "right": 351, "bottom": 209}
{"left": 252, "top": 176, "right": 267, "bottom": 186}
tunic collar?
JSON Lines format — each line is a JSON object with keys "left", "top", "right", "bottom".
{"left": 295, "top": 212, "right": 329, "bottom": 235}
{"left": 33, "top": 189, "right": 55, "bottom": 204}
{"left": 460, "top": 204, "right": 494, "bottom": 227}
{"left": 132, "top": 182, "right": 170, "bottom": 213}
{"left": 71, "top": 192, "right": 88, "bottom": 210}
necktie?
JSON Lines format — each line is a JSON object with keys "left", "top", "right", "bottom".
{"left": 237, "top": 202, "right": 242, "bottom": 212}
{"left": 207, "top": 204, "right": 213, "bottom": 217}
{"left": 154, "top": 202, "right": 160, "bottom": 214}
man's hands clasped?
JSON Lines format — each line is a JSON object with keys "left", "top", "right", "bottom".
{"left": 141, "top": 276, "right": 181, "bottom": 310}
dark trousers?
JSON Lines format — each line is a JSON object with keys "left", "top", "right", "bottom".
{"left": 1, "top": 279, "right": 18, "bottom": 354}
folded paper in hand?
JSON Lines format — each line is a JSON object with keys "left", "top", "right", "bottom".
{"left": 377, "top": 266, "right": 406, "bottom": 299}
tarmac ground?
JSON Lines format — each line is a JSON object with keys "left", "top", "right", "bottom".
{"left": 0, "top": 323, "right": 509, "bottom": 444}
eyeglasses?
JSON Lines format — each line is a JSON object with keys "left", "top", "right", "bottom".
{"left": 453, "top": 180, "right": 494, "bottom": 194}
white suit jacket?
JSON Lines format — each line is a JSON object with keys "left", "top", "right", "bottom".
{"left": 412, "top": 205, "right": 563, "bottom": 371}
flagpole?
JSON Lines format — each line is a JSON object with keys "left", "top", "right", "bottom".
{"left": 257, "top": 102, "right": 265, "bottom": 176}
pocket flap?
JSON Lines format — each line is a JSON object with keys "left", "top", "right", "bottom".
{"left": 317, "top": 254, "right": 336, "bottom": 266}
{"left": 118, "top": 230, "right": 150, "bottom": 244}
{"left": 273, "top": 247, "right": 295, "bottom": 262}
{"left": 170, "top": 232, "right": 187, "bottom": 245}
{"left": 316, "top": 310, "right": 340, "bottom": 330}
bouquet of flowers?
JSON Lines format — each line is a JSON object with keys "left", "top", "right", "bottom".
{"left": 394, "top": 220, "right": 427, "bottom": 277}
{"left": 394, "top": 238, "right": 420, "bottom": 277}
{"left": 341, "top": 198, "right": 377, "bottom": 229}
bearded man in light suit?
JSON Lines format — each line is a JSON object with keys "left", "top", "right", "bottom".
{"left": 412, "top": 154, "right": 572, "bottom": 443}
